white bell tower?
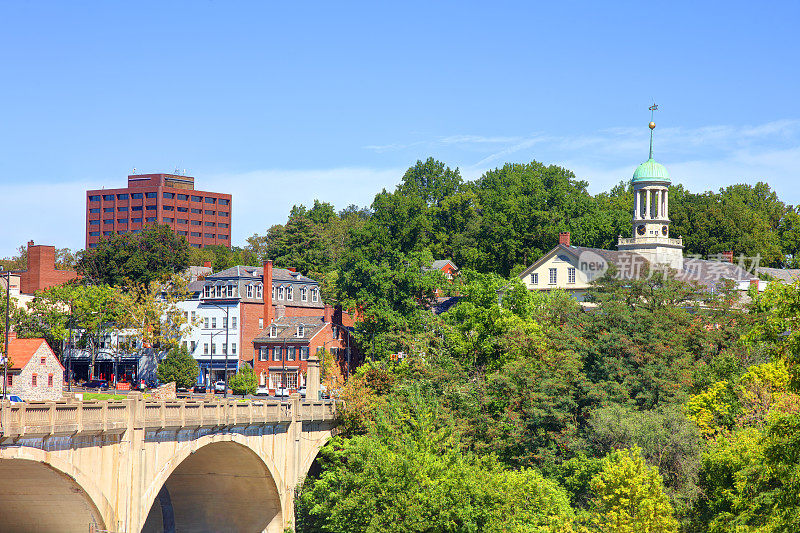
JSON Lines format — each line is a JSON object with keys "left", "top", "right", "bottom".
{"left": 617, "top": 104, "right": 684, "bottom": 269}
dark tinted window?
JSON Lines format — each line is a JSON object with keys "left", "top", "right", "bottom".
{"left": 177, "top": 194, "right": 189, "bottom": 200}
{"left": 117, "top": 193, "right": 128, "bottom": 200}
{"left": 132, "top": 193, "right": 143, "bottom": 199}
{"left": 103, "top": 194, "right": 114, "bottom": 201}
{"left": 163, "top": 192, "right": 174, "bottom": 199}
{"left": 205, "top": 197, "right": 216, "bottom": 204}
{"left": 191, "top": 195, "right": 202, "bottom": 202}
{"left": 145, "top": 192, "right": 157, "bottom": 198}
{"left": 88, "top": 195, "right": 101, "bottom": 201}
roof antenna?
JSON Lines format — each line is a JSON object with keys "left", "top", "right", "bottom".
{"left": 648, "top": 103, "right": 658, "bottom": 160}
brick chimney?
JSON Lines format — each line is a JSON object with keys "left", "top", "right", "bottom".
{"left": 559, "top": 232, "right": 571, "bottom": 247}
{"left": 22, "top": 242, "right": 56, "bottom": 294}
{"left": 287, "top": 267, "right": 296, "bottom": 273}
{"left": 750, "top": 278, "right": 760, "bottom": 291}
{"left": 722, "top": 251, "right": 734, "bottom": 263}
{"left": 262, "top": 260, "right": 273, "bottom": 326}
{"left": 203, "top": 261, "right": 212, "bottom": 268}
{"left": 323, "top": 304, "right": 333, "bottom": 324}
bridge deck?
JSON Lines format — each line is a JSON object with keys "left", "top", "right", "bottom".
{"left": 0, "top": 396, "right": 336, "bottom": 440}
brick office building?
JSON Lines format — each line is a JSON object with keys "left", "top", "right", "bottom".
{"left": 85, "top": 173, "right": 232, "bottom": 249}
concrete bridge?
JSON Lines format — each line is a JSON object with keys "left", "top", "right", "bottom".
{"left": 0, "top": 394, "right": 338, "bottom": 532}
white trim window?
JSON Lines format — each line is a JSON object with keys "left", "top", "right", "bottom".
{"left": 256, "top": 283, "right": 263, "bottom": 299}
{"left": 273, "top": 346, "right": 282, "bottom": 361}
{"left": 246, "top": 284, "right": 254, "bottom": 298}
{"left": 531, "top": 273, "right": 539, "bottom": 285}
{"left": 270, "top": 325, "right": 278, "bottom": 338}
{"left": 549, "top": 268, "right": 557, "bottom": 285}
{"left": 286, "top": 286, "right": 293, "bottom": 300}
{"left": 300, "top": 347, "right": 309, "bottom": 360}
{"left": 300, "top": 286, "right": 308, "bottom": 302}
{"left": 311, "top": 287, "right": 319, "bottom": 302}
{"left": 227, "top": 284, "right": 235, "bottom": 297}
{"left": 296, "top": 325, "right": 304, "bottom": 337}
{"left": 568, "top": 267, "right": 576, "bottom": 284}
{"left": 259, "top": 347, "right": 268, "bottom": 361}
{"left": 204, "top": 286, "right": 211, "bottom": 298}
{"left": 231, "top": 316, "right": 237, "bottom": 329}
{"left": 277, "top": 286, "right": 285, "bottom": 300}
{"left": 287, "top": 346, "right": 296, "bottom": 361}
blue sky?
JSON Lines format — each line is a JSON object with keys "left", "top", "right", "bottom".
{"left": 1, "top": 1, "right": 799, "bottom": 256}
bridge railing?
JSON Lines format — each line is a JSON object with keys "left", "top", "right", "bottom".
{"left": 0, "top": 395, "right": 337, "bottom": 440}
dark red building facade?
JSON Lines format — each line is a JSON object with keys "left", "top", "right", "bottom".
{"left": 85, "top": 173, "right": 232, "bottom": 249}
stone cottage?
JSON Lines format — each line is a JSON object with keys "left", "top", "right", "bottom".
{"left": 5, "top": 333, "right": 64, "bottom": 401}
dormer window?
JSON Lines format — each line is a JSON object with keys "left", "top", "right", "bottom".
{"left": 227, "top": 284, "right": 235, "bottom": 297}
{"left": 270, "top": 325, "right": 278, "bottom": 338}
{"left": 296, "top": 325, "right": 304, "bottom": 337}
{"left": 256, "top": 283, "right": 263, "bottom": 299}
{"left": 286, "top": 286, "right": 293, "bottom": 300}
{"left": 246, "top": 284, "right": 254, "bottom": 298}
{"left": 300, "top": 286, "right": 308, "bottom": 302}
{"left": 272, "top": 286, "right": 276, "bottom": 299}
{"left": 278, "top": 286, "right": 285, "bottom": 300}
{"left": 204, "top": 286, "right": 211, "bottom": 298}
{"left": 311, "top": 287, "right": 319, "bottom": 302}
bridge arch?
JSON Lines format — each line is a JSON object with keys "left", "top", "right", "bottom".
{"left": 0, "top": 447, "right": 113, "bottom": 533}
{"left": 141, "top": 433, "right": 284, "bottom": 532}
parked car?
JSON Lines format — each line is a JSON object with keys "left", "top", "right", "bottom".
{"left": 84, "top": 380, "right": 109, "bottom": 390}
{"left": 193, "top": 384, "right": 207, "bottom": 394}
{"left": 0, "top": 394, "right": 23, "bottom": 404}
{"left": 214, "top": 381, "right": 226, "bottom": 393}
{"left": 274, "top": 386, "right": 290, "bottom": 398}
{"left": 255, "top": 386, "right": 270, "bottom": 396}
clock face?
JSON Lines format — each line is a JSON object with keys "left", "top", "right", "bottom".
{"left": 662, "top": 225, "right": 668, "bottom": 236}
{"left": 637, "top": 224, "right": 646, "bottom": 236}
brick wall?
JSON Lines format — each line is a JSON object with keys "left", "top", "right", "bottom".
{"left": 19, "top": 242, "right": 78, "bottom": 294}
{"left": 9, "top": 343, "right": 64, "bottom": 401}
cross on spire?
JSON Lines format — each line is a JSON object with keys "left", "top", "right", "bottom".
{"left": 648, "top": 103, "right": 658, "bottom": 159}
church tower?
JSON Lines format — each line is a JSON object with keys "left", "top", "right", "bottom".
{"left": 617, "top": 106, "right": 684, "bottom": 269}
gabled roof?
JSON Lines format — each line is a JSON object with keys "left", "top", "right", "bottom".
{"left": 8, "top": 338, "right": 63, "bottom": 371}
{"left": 756, "top": 267, "right": 800, "bottom": 283}
{"left": 517, "top": 243, "right": 757, "bottom": 290}
{"left": 425, "top": 259, "right": 459, "bottom": 272}
{"left": 253, "top": 316, "right": 328, "bottom": 343}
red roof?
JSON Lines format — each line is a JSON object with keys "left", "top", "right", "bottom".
{"left": 7, "top": 338, "right": 64, "bottom": 371}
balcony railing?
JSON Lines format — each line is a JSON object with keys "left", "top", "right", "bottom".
{"left": 617, "top": 236, "right": 683, "bottom": 247}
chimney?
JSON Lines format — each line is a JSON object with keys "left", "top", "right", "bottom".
{"left": 750, "top": 278, "right": 760, "bottom": 291}
{"left": 203, "top": 261, "right": 212, "bottom": 269}
{"left": 287, "top": 267, "right": 296, "bottom": 273}
{"left": 262, "top": 260, "right": 273, "bottom": 327}
{"left": 722, "top": 251, "right": 734, "bottom": 263}
{"left": 559, "top": 232, "right": 571, "bottom": 247}
{"left": 323, "top": 304, "right": 333, "bottom": 324}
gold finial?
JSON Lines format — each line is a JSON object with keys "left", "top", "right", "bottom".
{"left": 648, "top": 103, "right": 658, "bottom": 159}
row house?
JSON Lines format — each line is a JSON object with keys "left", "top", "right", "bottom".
{"left": 177, "top": 261, "right": 331, "bottom": 386}
{"left": 252, "top": 304, "right": 354, "bottom": 395}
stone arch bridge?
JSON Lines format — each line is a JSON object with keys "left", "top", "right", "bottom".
{"left": 0, "top": 394, "right": 337, "bottom": 532}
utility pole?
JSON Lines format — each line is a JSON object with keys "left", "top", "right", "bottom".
{"left": 2, "top": 269, "right": 12, "bottom": 399}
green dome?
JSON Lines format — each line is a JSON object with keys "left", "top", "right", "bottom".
{"left": 632, "top": 158, "right": 670, "bottom": 183}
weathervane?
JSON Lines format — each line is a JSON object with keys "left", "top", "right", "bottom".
{"left": 648, "top": 103, "right": 658, "bottom": 159}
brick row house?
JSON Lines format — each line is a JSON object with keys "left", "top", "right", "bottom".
{"left": 177, "top": 261, "right": 354, "bottom": 388}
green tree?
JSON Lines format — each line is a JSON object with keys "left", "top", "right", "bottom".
{"left": 228, "top": 365, "right": 257, "bottom": 396}
{"left": 156, "top": 345, "right": 199, "bottom": 389}
{"left": 588, "top": 447, "right": 678, "bottom": 533}
{"left": 77, "top": 223, "right": 189, "bottom": 286}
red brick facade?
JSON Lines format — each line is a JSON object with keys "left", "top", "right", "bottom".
{"left": 86, "top": 173, "right": 232, "bottom": 249}
{"left": 19, "top": 241, "right": 78, "bottom": 294}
